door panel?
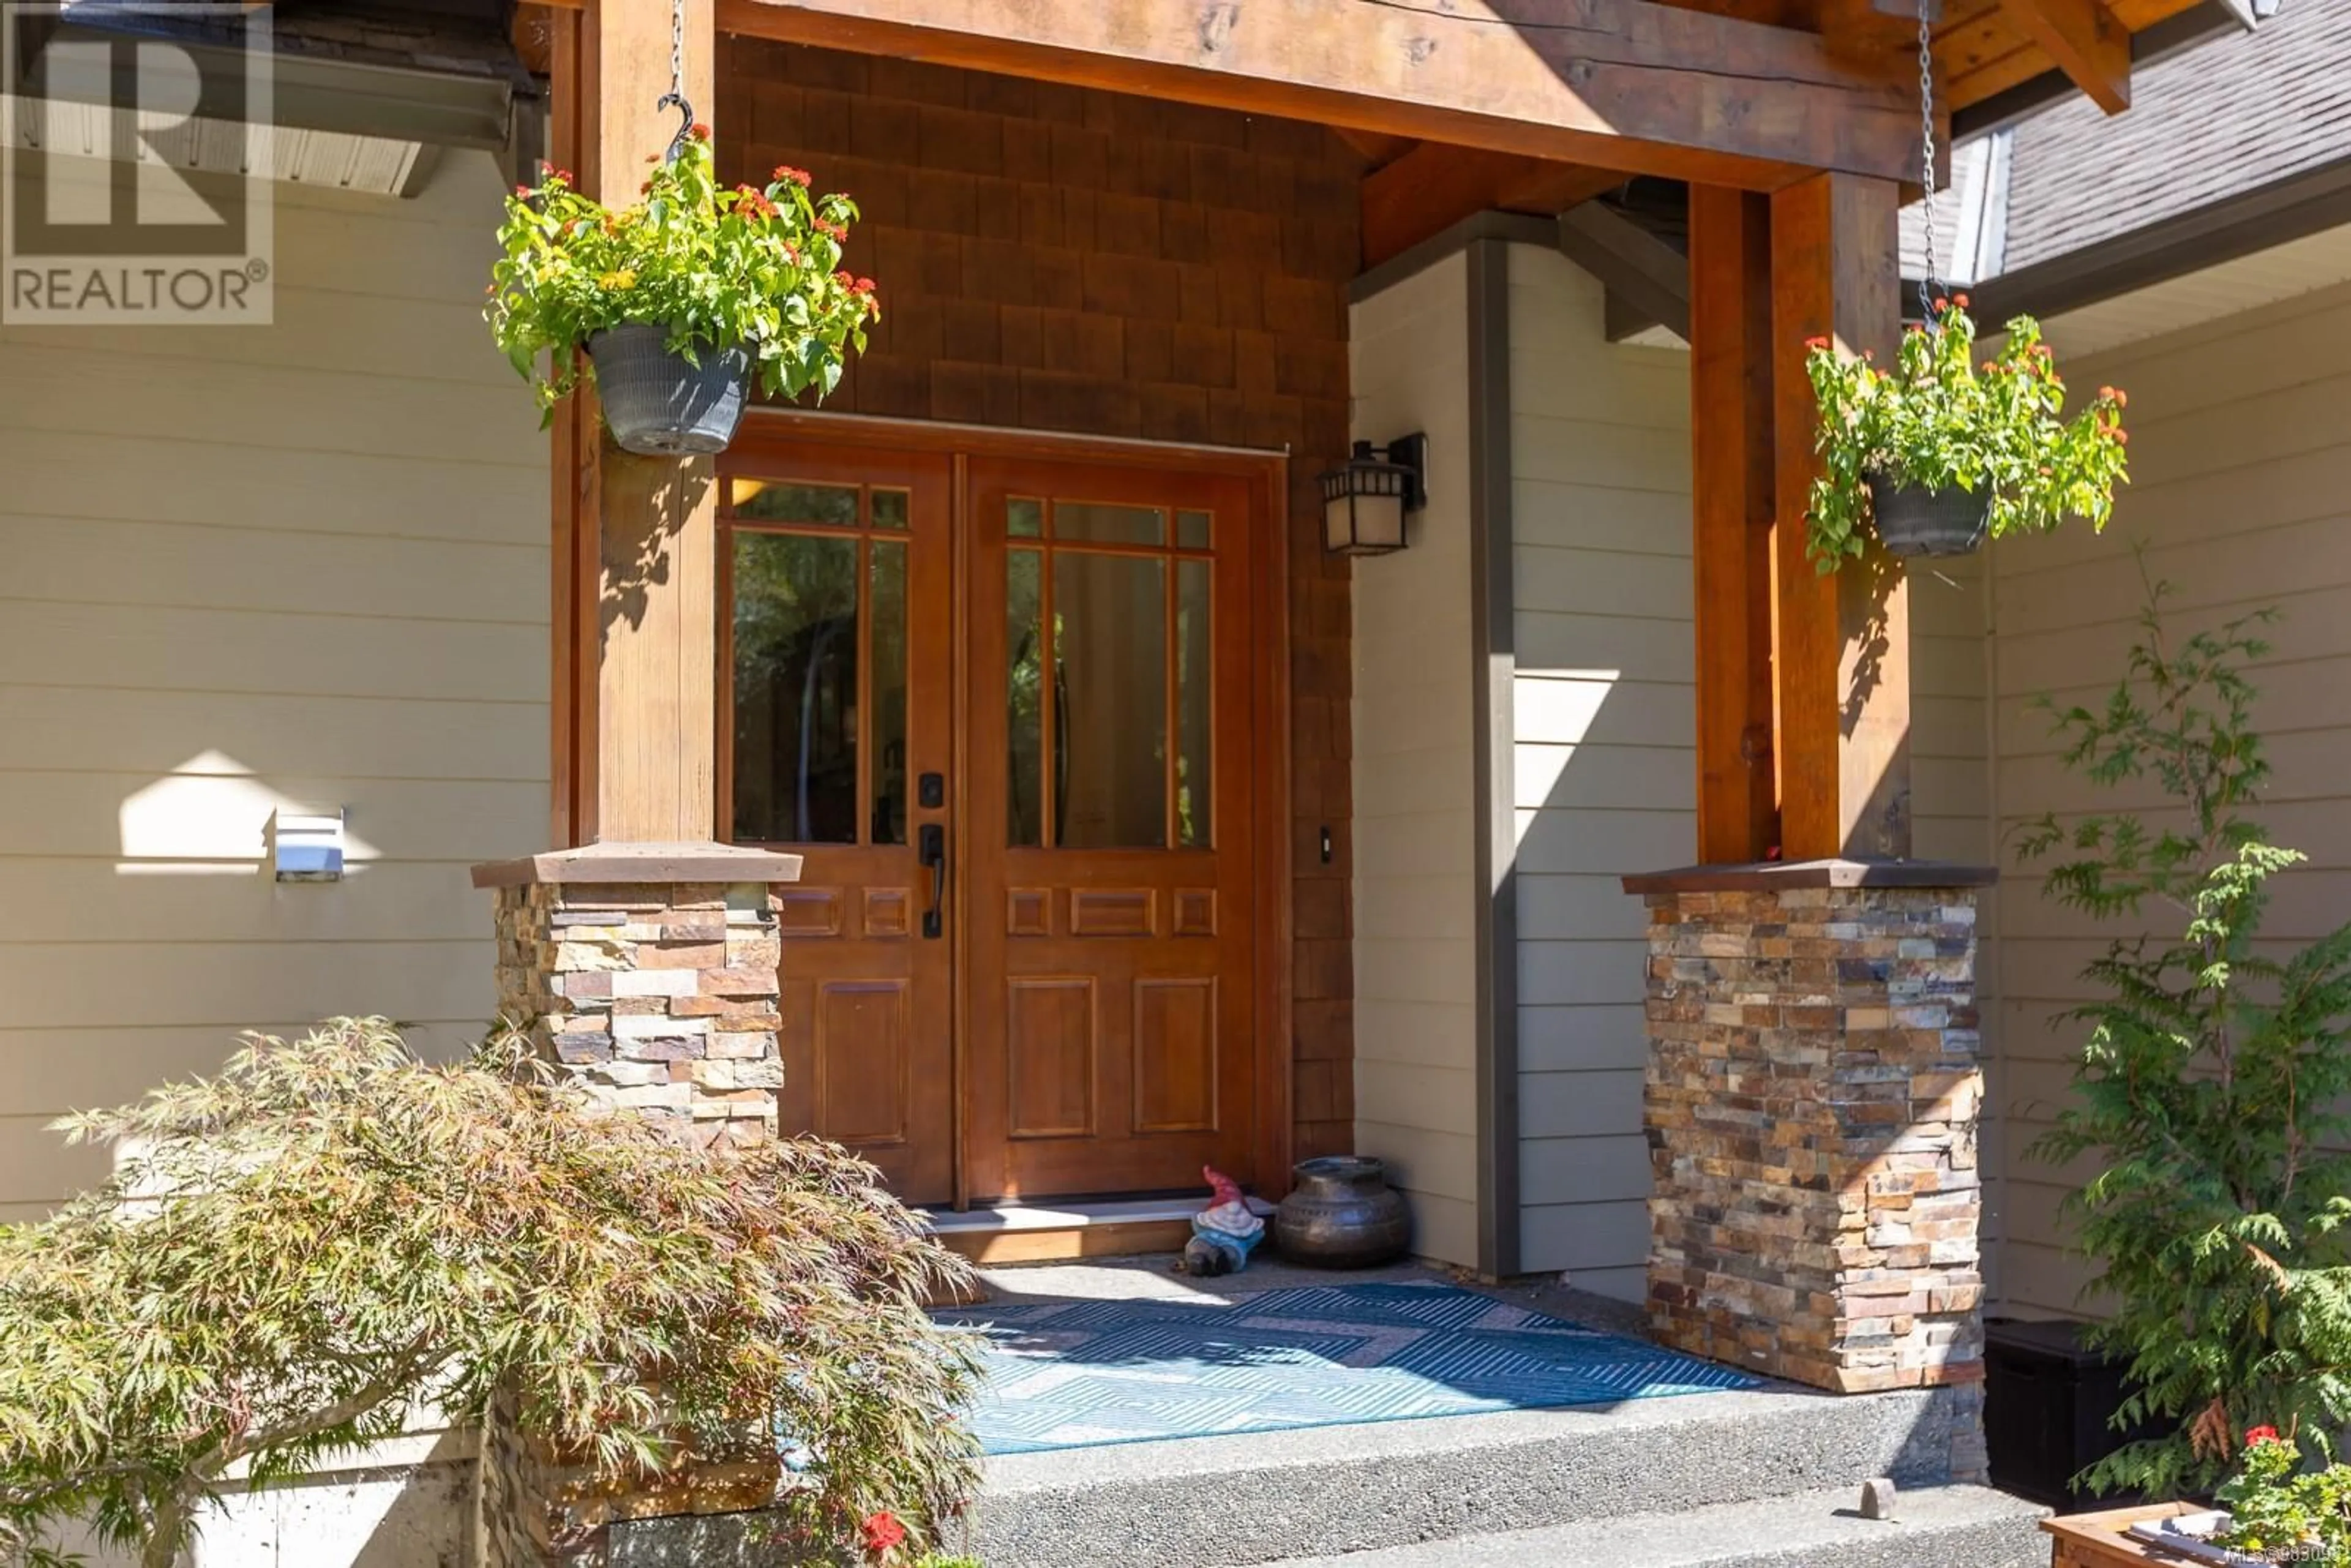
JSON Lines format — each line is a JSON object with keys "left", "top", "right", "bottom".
{"left": 720, "top": 442, "right": 954, "bottom": 1204}
{"left": 723, "top": 435, "right": 1264, "bottom": 1207}
{"left": 963, "top": 456, "right": 1259, "bottom": 1201}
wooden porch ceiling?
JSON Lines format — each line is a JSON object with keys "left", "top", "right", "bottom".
{"left": 710, "top": 0, "right": 2197, "bottom": 271}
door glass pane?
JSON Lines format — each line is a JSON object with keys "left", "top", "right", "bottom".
{"left": 731, "top": 479, "right": 859, "bottom": 525}
{"left": 1054, "top": 551, "right": 1166, "bottom": 849}
{"left": 732, "top": 532, "right": 861, "bottom": 843}
{"left": 1056, "top": 501, "right": 1164, "bottom": 546}
{"left": 1176, "top": 509, "right": 1212, "bottom": 550}
{"left": 1007, "top": 497, "right": 1044, "bottom": 538}
{"left": 871, "top": 488, "right": 909, "bottom": 529}
{"left": 1006, "top": 547, "right": 1045, "bottom": 847}
{"left": 870, "top": 540, "right": 908, "bottom": 846}
{"left": 1176, "top": 558, "right": 1212, "bottom": 848}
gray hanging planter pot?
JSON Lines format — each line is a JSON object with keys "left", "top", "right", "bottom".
{"left": 1865, "top": 472, "right": 1992, "bottom": 558}
{"left": 585, "top": 323, "right": 751, "bottom": 456}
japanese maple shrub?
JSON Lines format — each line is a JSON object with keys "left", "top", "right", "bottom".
{"left": 1803, "top": 301, "right": 2129, "bottom": 570}
{"left": 2019, "top": 582, "right": 2351, "bottom": 1499}
{"left": 0, "top": 1018, "right": 978, "bottom": 1568}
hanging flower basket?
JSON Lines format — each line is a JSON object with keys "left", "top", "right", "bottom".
{"left": 1801, "top": 299, "right": 2129, "bottom": 572}
{"left": 1862, "top": 473, "right": 1993, "bottom": 558}
{"left": 484, "top": 127, "right": 876, "bottom": 457}
{"left": 583, "top": 324, "right": 749, "bottom": 456}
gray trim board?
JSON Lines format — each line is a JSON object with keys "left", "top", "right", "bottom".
{"left": 1557, "top": 204, "right": 1691, "bottom": 343}
{"left": 1352, "top": 212, "right": 1555, "bottom": 304}
{"left": 1970, "top": 156, "right": 2351, "bottom": 326}
{"left": 1465, "top": 238, "right": 1521, "bottom": 1281}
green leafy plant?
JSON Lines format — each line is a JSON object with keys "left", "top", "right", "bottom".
{"left": 1804, "top": 301, "right": 2129, "bottom": 571}
{"left": 484, "top": 127, "right": 876, "bottom": 419}
{"left": 2215, "top": 1425, "right": 2351, "bottom": 1560}
{"left": 0, "top": 1019, "right": 979, "bottom": 1568}
{"left": 2018, "top": 580, "right": 2351, "bottom": 1500}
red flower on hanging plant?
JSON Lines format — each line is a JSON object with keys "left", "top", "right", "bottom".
{"left": 773, "top": 164, "right": 812, "bottom": 187}
{"left": 691, "top": 121, "right": 711, "bottom": 141}
{"left": 2246, "top": 1425, "right": 2282, "bottom": 1446}
{"left": 859, "top": 1510, "right": 907, "bottom": 1558}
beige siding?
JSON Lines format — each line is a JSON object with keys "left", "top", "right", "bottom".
{"left": 0, "top": 151, "right": 547, "bottom": 1220}
{"left": 1349, "top": 252, "right": 1480, "bottom": 1268}
{"left": 1987, "top": 276, "right": 2351, "bottom": 1317}
{"left": 1506, "top": 243, "right": 1690, "bottom": 1299}
{"left": 1502, "top": 242, "right": 1993, "bottom": 1300}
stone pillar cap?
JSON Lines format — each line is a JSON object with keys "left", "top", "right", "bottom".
{"left": 1621, "top": 857, "right": 1998, "bottom": 895}
{"left": 471, "top": 841, "right": 805, "bottom": 889}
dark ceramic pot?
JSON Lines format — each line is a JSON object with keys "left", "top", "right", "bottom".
{"left": 1865, "top": 473, "right": 1992, "bottom": 558}
{"left": 585, "top": 323, "right": 749, "bottom": 456}
{"left": 1273, "top": 1155, "right": 1411, "bottom": 1269}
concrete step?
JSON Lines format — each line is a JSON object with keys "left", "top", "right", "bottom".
{"left": 1254, "top": 1484, "right": 2050, "bottom": 1568}
{"left": 969, "top": 1381, "right": 1986, "bottom": 1568}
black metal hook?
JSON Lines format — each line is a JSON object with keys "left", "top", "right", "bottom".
{"left": 656, "top": 89, "right": 696, "bottom": 163}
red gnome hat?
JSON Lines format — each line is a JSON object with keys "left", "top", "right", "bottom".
{"left": 1203, "top": 1165, "right": 1245, "bottom": 1209}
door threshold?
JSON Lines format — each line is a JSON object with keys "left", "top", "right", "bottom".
{"left": 920, "top": 1199, "right": 1199, "bottom": 1265}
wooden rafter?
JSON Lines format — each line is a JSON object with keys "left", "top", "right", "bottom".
{"left": 1999, "top": 0, "right": 2131, "bottom": 111}
{"left": 1362, "top": 145, "right": 1623, "bottom": 269}
{"left": 719, "top": 0, "right": 1923, "bottom": 191}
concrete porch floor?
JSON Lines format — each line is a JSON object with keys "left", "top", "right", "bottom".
{"left": 942, "top": 1257, "right": 2045, "bottom": 1568}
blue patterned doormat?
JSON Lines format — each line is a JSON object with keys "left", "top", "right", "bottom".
{"left": 933, "top": 1280, "right": 1758, "bottom": 1455}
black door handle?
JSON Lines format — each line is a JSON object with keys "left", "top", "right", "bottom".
{"left": 918, "top": 822, "right": 946, "bottom": 939}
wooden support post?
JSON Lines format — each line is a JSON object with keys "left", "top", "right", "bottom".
{"left": 566, "top": 0, "right": 720, "bottom": 844}
{"left": 1768, "top": 171, "right": 1909, "bottom": 861}
{"left": 1688, "top": 186, "right": 1777, "bottom": 863}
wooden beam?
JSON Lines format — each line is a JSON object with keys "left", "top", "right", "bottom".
{"left": 1330, "top": 127, "right": 1419, "bottom": 168}
{"left": 1768, "top": 171, "right": 1910, "bottom": 861}
{"left": 719, "top": 0, "right": 1923, "bottom": 191}
{"left": 572, "top": 0, "right": 722, "bottom": 844}
{"left": 1688, "top": 187, "right": 1778, "bottom": 863}
{"left": 1363, "top": 144, "right": 1622, "bottom": 269}
{"left": 1556, "top": 203, "right": 1689, "bottom": 341}
{"left": 2000, "top": 0, "right": 2131, "bottom": 112}
{"left": 547, "top": 2, "right": 582, "bottom": 846}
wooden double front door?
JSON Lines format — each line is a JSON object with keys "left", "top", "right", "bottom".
{"left": 718, "top": 427, "right": 1266, "bottom": 1207}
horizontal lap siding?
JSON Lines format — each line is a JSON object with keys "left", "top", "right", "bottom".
{"left": 1349, "top": 254, "right": 1479, "bottom": 1267}
{"left": 1988, "top": 277, "right": 2351, "bottom": 1317}
{"left": 1504, "top": 244, "right": 1992, "bottom": 1304}
{"left": 0, "top": 151, "right": 545, "bottom": 1220}
{"left": 1507, "top": 244, "right": 1691, "bottom": 1301}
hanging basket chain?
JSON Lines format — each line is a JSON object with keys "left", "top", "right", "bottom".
{"left": 1916, "top": 0, "right": 1944, "bottom": 323}
{"left": 656, "top": 0, "right": 695, "bottom": 164}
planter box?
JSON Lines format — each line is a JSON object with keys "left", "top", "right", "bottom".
{"left": 2042, "top": 1502, "right": 2219, "bottom": 1567}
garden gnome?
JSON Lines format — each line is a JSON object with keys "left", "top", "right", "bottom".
{"left": 1182, "top": 1165, "right": 1265, "bottom": 1277}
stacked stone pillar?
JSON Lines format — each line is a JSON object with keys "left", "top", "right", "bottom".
{"left": 1622, "top": 860, "right": 1996, "bottom": 1471}
{"left": 472, "top": 842, "right": 803, "bottom": 1142}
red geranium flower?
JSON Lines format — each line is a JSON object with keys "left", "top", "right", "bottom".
{"left": 2247, "top": 1425, "right": 2282, "bottom": 1446}
{"left": 773, "top": 164, "right": 812, "bottom": 187}
{"left": 1954, "top": 291, "right": 1970, "bottom": 308}
{"left": 860, "top": 1510, "right": 907, "bottom": 1557}
{"left": 691, "top": 121, "right": 711, "bottom": 141}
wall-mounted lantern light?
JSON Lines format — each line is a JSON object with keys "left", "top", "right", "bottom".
{"left": 1319, "top": 434, "right": 1428, "bottom": 557}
